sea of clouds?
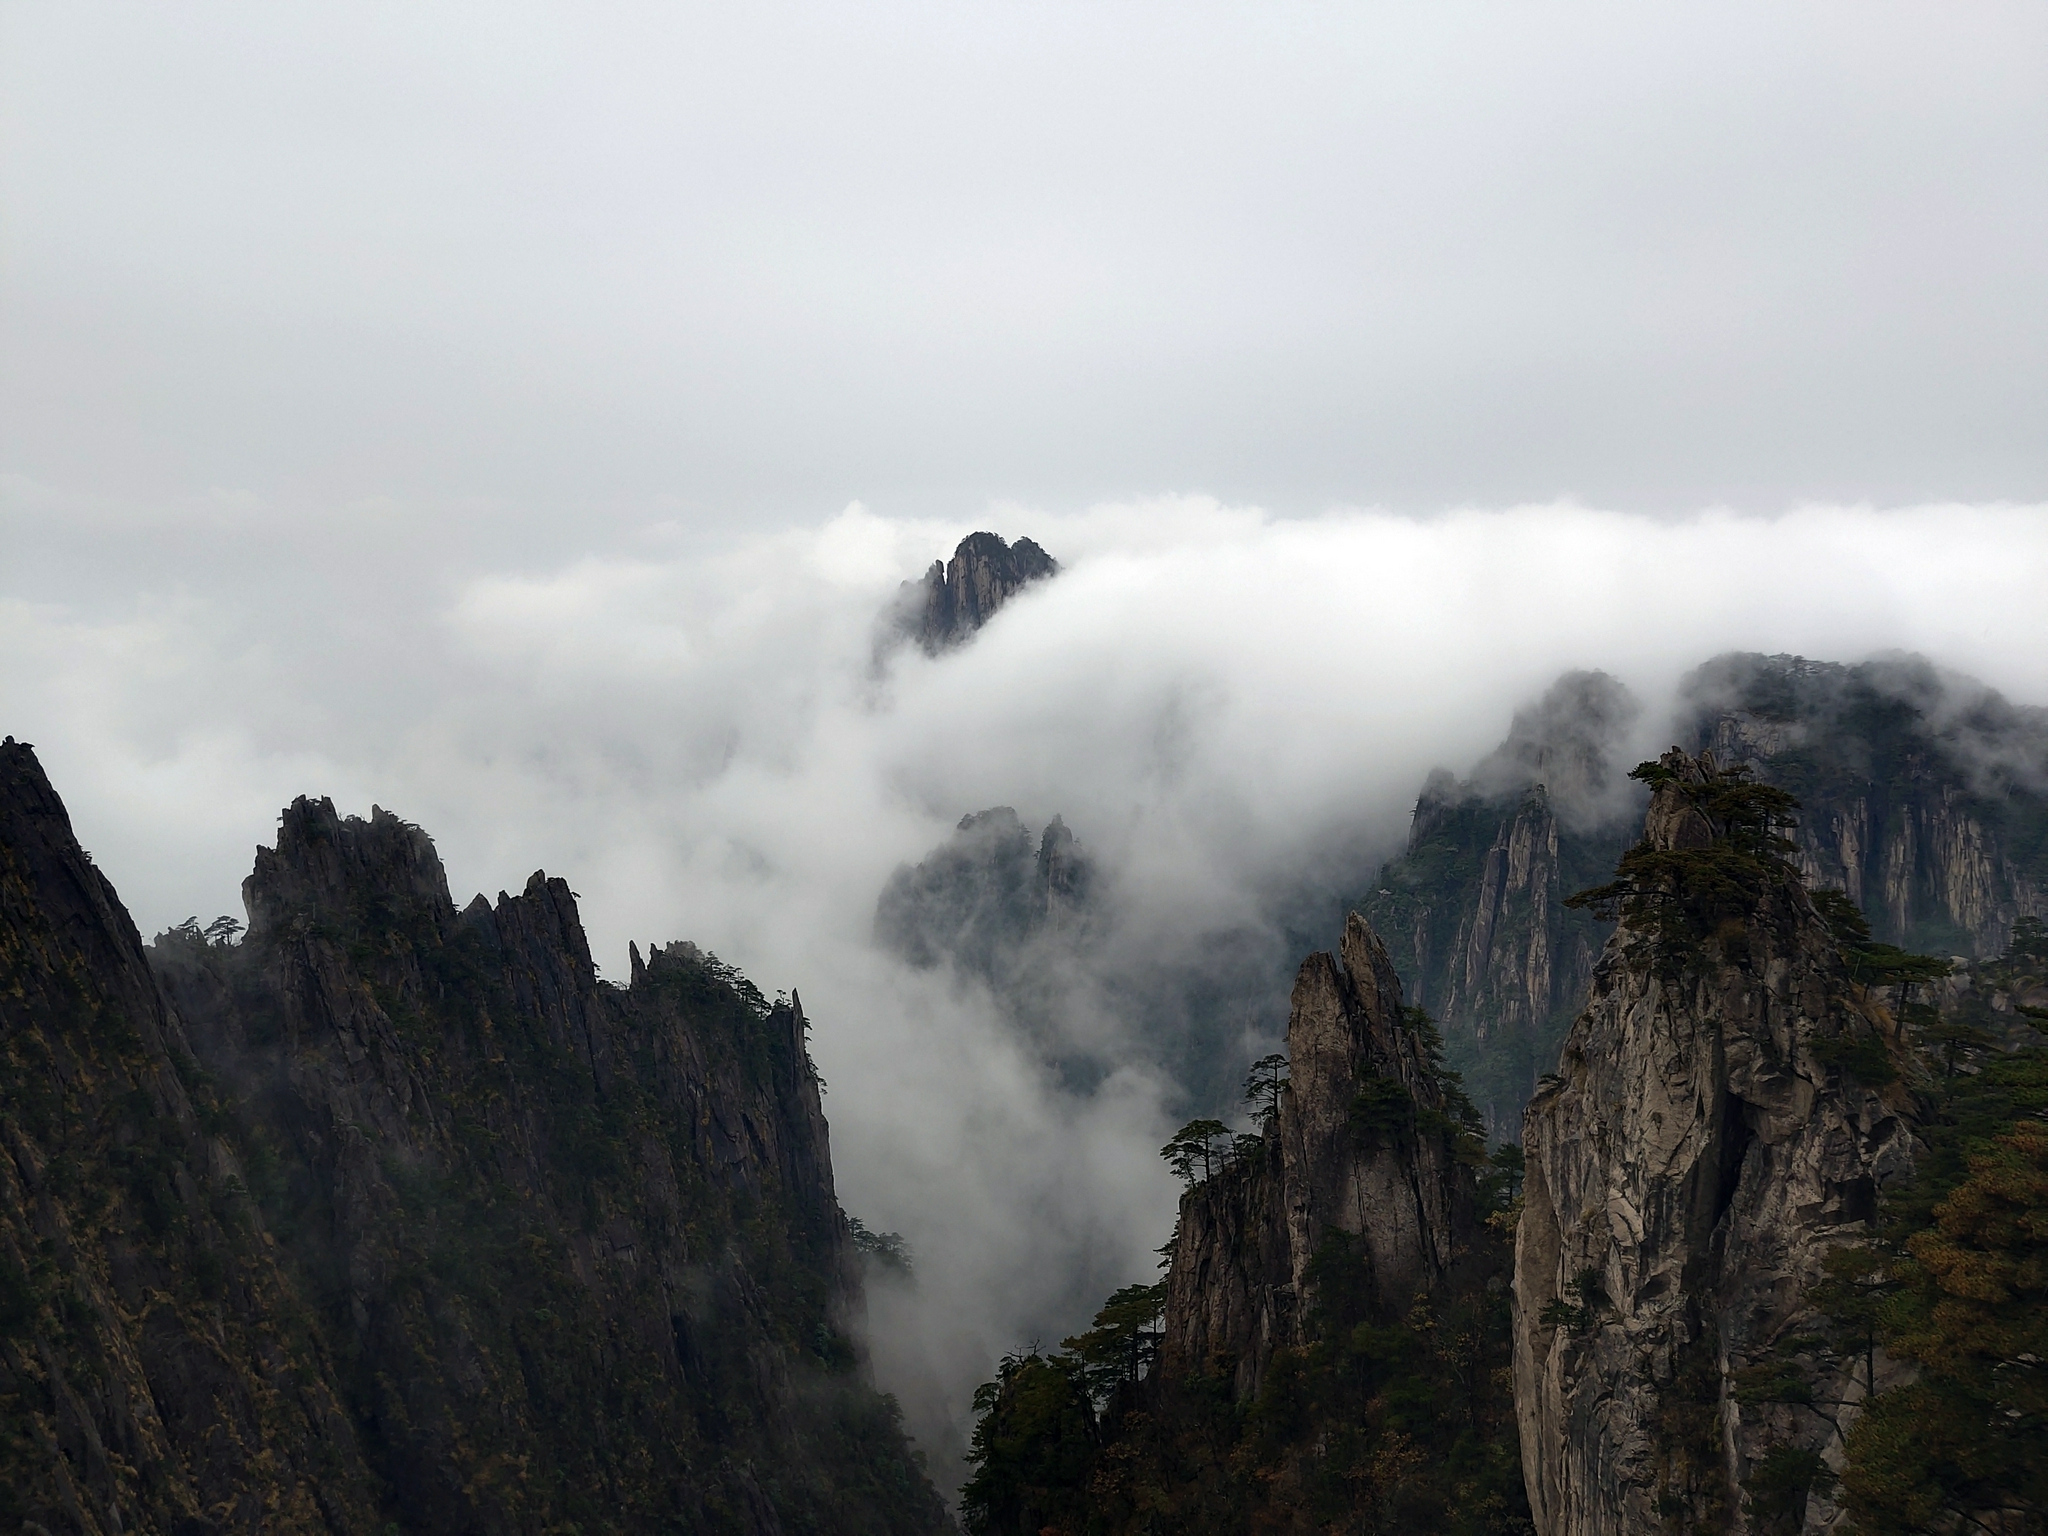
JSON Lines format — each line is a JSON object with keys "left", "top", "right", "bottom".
{"left": 5, "top": 497, "right": 2047, "bottom": 1480}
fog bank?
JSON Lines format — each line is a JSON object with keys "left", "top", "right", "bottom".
{"left": 4, "top": 499, "right": 2046, "bottom": 1478}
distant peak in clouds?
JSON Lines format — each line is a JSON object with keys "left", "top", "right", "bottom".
{"left": 889, "top": 531, "right": 1060, "bottom": 658}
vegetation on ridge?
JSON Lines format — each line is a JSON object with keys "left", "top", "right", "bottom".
{"left": 1812, "top": 918, "right": 2048, "bottom": 1535}
{"left": 959, "top": 1029, "right": 1530, "bottom": 1535}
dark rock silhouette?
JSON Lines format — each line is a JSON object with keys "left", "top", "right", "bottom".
{"left": 0, "top": 741, "right": 948, "bottom": 1535}
{"left": 893, "top": 532, "right": 1058, "bottom": 656}
{"left": 1160, "top": 911, "right": 1479, "bottom": 1401}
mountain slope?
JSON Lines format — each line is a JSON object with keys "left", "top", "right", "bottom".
{"left": 959, "top": 913, "right": 1525, "bottom": 1534}
{"left": 0, "top": 740, "right": 948, "bottom": 1535}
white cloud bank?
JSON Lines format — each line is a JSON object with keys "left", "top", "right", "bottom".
{"left": 4, "top": 498, "right": 2046, "bottom": 1479}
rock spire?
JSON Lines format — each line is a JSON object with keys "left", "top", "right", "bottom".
{"left": 1513, "top": 749, "right": 1919, "bottom": 1536}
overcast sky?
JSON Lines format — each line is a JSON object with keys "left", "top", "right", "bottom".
{"left": 6, "top": 1, "right": 2048, "bottom": 1489}
{"left": 5, "top": 1, "right": 2046, "bottom": 525}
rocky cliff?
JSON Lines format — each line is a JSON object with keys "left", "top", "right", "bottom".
{"left": 890, "top": 532, "right": 1058, "bottom": 656}
{"left": 0, "top": 740, "right": 386, "bottom": 1535}
{"left": 1361, "top": 672, "right": 1640, "bottom": 1133}
{"left": 0, "top": 740, "right": 948, "bottom": 1535}
{"left": 1681, "top": 652, "right": 2048, "bottom": 960}
{"left": 956, "top": 911, "right": 1523, "bottom": 1532}
{"left": 1368, "top": 655, "right": 2048, "bottom": 1136}
{"left": 1160, "top": 911, "right": 1475, "bottom": 1400}
{"left": 1513, "top": 749, "right": 1919, "bottom": 1536}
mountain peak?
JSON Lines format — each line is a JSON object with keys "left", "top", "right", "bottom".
{"left": 892, "top": 530, "right": 1059, "bottom": 655}
{"left": 244, "top": 794, "right": 453, "bottom": 944}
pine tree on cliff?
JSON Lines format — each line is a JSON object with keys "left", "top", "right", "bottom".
{"left": 962, "top": 912, "right": 1527, "bottom": 1534}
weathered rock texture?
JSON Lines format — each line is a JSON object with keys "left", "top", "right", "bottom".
{"left": 1161, "top": 911, "right": 1476, "bottom": 1400}
{"left": 1369, "top": 654, "right": 2048, "bottom": 1135}
{"left": 0, "top": 741, "right": 948, "bottom": 1535}
{"left": 1514, "top": 750, "right": 1919, "bottom": 1536}
{"left": 1362, "top": 672, "right": 1640, "bottom": 1132}
{"left": 1681, "top": 652, "right": 2048, "bottom": 959}
{"left": 896, "top": 532, "right": 1058, "bottom": 656}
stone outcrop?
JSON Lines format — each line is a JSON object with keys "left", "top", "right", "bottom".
{"left": 1160, "top": 912, "right": 1475, "bottom": 1399}
{"left": 1513, "top": 749, "right": 1919, "bottom": 1536}
{"left": 874, "top": 806, "right": 1093, "bottom": 975}
{"left": 893, "top": 532, "right": 1058, "bottom": 655}
{"left": 0, "top": 741, "right": 948, "bottom": 1535}
{"left": 1368, "top": 654, "right": 2048, "bottom": 1136}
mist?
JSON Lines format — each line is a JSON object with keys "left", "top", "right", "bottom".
{"left": 6, "top": 0, "right": 2047, "bottom": 1492}
{"left": 3, "top": 499, "right": 2045, "bottom": 1478}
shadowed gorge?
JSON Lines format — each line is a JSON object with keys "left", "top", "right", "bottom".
{"left": 0, "top": 740, "right": 947, "bottom": 1535}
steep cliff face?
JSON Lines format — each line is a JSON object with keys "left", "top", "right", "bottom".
{"left": 1362, "top": 673, "right": 1639, "bottom": 1132}
{"left": 956, "top": 912, "right": 1522, "bottom": 1533}
{"left": 1370, "top": 654, "right": 2048, "bottom": 1137}
{"left": 0, "top": 742, "right": 948, "bottom": 1535}
{"left": 1514, "top": 750, "right": 1919, "bottom": 1536}
{"left": 1162, "top": 912, "right": 1474, "bottom": 1400}
{"left": 890, "top": 532, "right": 1058, "bottom": 656}
{"left": 1682, "top": 652, "right": 2048, "bottom": 959}
{"left": 0, "top": 742, "right": 385, "bottom": 1534}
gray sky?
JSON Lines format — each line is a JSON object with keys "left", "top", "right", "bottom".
{"left": 5, "top": 1, "right": 2045, "bottom": 522}
{"left": 6, "top": 1, "right": 2048, "bottom": 1490}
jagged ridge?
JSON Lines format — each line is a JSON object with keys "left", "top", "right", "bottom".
{"left": 0, "top": 742, "right": 948, "bottom": 1536}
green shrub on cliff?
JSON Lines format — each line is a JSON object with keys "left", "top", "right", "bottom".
{"left": 1814, "top": 922, "right": 2048, "bottom": 1535}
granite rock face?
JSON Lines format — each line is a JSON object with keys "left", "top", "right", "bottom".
{"left": 1362, "top": 672, "right": 1640, "bottom": 1132}
{"left": 1513, "top": 750, "right": 1919, "bottom": 1536}
{"left": 1368, "top": 654, "right": 2048, "bottom": 1135}
{"left": 1160, "top": 912, "right": 1475, "bottom": 1400}
{"left": 892, "top": 532, "right": 1058, "bottom": 656}
{"left": 0, "top": 742, "right": 948, "bottom": 1535}
{"left": 1681, "top": 653, "right": 2048, "bottom": 960}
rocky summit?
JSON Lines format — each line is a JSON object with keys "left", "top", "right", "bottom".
{"left": 956, "top": 911, "right": 1525, "bottom": 1533}
{"left": 0, "top": 741, "right": 947, "bottom": 1536}
{"left": 891, "top": 532, "right": 1058, "bottom": 656}
{"left": 1160, "top": 912, "right": 1477, "bottom": 1402}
